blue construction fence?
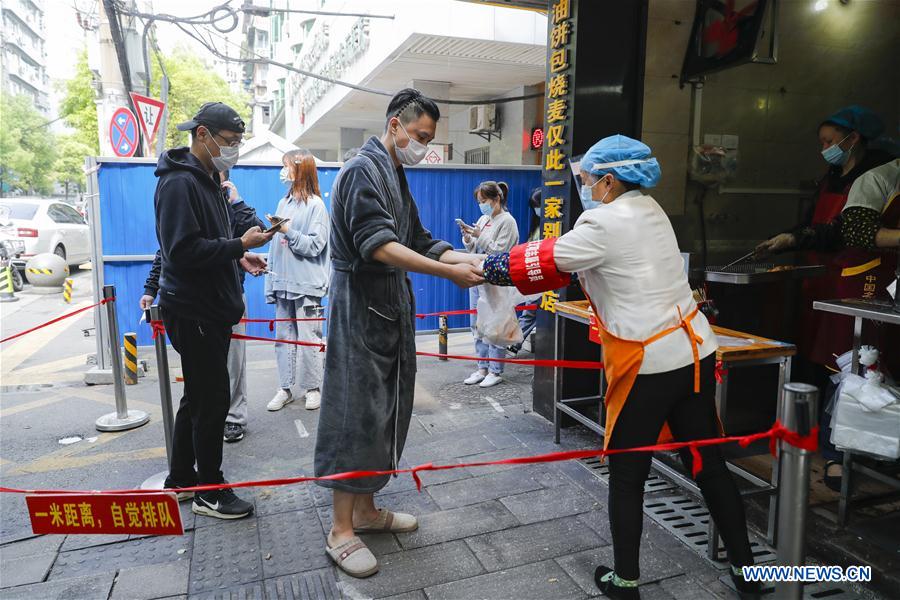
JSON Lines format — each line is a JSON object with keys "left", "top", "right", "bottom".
{"left": 95, "top": 158, "right": 541, "bottom": 346}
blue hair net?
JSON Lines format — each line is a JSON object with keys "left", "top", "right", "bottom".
{"left": 583, "top": 135, "right": 662, "bottom": 188}
{"left": 821, "top": 105, "right": 884, "bottom": 141}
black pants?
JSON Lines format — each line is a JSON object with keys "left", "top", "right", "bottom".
{"left": 607, "top": 356, "right": 753, "bottom": 580}
{"left": 163, "top": 310, "right": 232, "bottom": 485}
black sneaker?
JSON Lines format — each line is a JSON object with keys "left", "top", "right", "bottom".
{"left": 594, "top": 565, "right": 641, "bottom": 600}
{"left": 730, "top": 567, "right": 763, "bottom": 598}
{"left": 163, "top": 476, "right": 197, "bottom": 502}
{"left": 192, "top": 487, "right": 254, "bottom": 520}
{"left": 224, "top": 423, "right": 245, "bottom": 443}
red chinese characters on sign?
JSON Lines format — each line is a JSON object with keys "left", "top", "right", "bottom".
{"left": 27, "top": 493, "right": 183, "bottom": 536}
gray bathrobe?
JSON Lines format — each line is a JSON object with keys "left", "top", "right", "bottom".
{"left": 314, "top": 136, "right": 452, "bottom": 493}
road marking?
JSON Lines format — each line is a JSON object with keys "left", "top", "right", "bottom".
{"left": 485, "top": 396, "right": 505, "bottom": 413}
{"left": 1, "top": 299, "right": 92, "bottom": 374}
{"left": 1, "top": 353, "right": 92, "bottom": 386}
{"left": 294, "top": 419, "right": 309, "bottom": 438}
{"left": 0, "top": 393, "right": 68, "bottom": 418}
{"left": 9, "top": 446, "right": 167, "bottom": 474}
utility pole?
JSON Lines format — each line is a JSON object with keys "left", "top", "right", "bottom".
{"left": 96, "top": 0, "right": 144, "bottom": 156}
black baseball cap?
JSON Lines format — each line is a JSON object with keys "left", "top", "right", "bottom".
{"left": 176, "top": 102, "right": 246, "bottom": 133}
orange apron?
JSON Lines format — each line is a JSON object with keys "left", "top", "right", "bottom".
{"left": 589, "top": 297, "right": 708, "bottom": 451}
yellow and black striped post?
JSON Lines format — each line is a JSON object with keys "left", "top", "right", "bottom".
{"left": 28, "top": 267, "right": 53, "bottom": 276}
{"left": 438, "top": 315, "right": 448, "bottom": 360}
{"left": 0, "top": 266, "right": 18, "bottom": 303}
{"left": 123, "top": 332, "right": 138, "bottom": 385}
{"left": 63, "top": 278, "right": 73, "bottom": 303}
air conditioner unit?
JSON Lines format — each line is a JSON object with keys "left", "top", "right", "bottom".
{"left": 469, "top": 104, "right": 499, "bottom": 133}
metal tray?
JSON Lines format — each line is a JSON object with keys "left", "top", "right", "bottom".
{"left": 704, "top": 264, "right": 825, "bottom": 284}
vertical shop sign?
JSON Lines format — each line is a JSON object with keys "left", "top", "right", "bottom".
{"left": 539, "top": 0, "right": 574, "bottom": 313}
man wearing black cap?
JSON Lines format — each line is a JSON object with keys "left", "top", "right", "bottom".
{"left": 155, "top": 102, "right": 273, "bottom": 519}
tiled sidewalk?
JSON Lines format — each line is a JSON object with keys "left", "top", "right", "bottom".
{"left": 0, "top": 335, "right": 883, "bottom": 599}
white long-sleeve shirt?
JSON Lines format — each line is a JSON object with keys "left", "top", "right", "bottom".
{"left": 464, "top": 211, "right": 519, "bottom": 254}
{"left": 553, "top": 191, "right": 717, "bottom": 374}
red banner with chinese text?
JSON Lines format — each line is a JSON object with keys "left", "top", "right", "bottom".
{"left": 26, "top": 493, "right": 183, "bottom": 535}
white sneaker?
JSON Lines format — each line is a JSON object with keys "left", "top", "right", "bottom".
{"left": 267, "top": 389, "right": 293, "bottom": 411}
{"left": 464, "top": 371, "right": 487, "bottom": 385}
{"left": 479, "top": 373, "right": 503, "bottom": 388}
{"left": 305, "top": 390, "right": 321, "bottom": 410}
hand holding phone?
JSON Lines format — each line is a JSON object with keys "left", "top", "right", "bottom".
{"left": 265, "top": 214, "right": 290, "bottom": 234}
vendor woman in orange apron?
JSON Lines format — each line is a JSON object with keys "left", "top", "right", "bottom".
{"left": 480, "top": 135, "right": 759, "bottom": 600}
{"left": 755, "top": 106, "right": 897, "bottom": 491}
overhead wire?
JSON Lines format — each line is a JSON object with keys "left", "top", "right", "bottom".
{"left": 116, "top": 2, "right": 545, "bottom": 106}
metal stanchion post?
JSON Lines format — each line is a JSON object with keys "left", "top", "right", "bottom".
{"left": 95, "top": 285, "right": 150, "bottom": 431}
{"left": 438, "top": 315, "right": 448, "bottom": 360}
{"left": 775, "top": 382, "right": 818, "bottom": 600}
{"left": 141, "top": 305, "right": 175, "bottom": 490}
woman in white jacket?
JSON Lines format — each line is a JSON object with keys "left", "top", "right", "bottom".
{"left": 460, "top": 181, "right": 519, "bottom": 388}
{"left": 479, "top": 136, "right": 760, "bottom": 599}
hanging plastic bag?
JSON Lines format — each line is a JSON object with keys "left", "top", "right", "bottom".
{"left": 475, "top": 284, "right": 525, "bottom": 347}
{"left": 831, "top": 372, "right": 900, "bottom": 459}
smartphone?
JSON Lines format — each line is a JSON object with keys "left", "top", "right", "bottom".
{"left": 265, "top": 217, "right": 290, "bottom": 234}
{"left": 455, "top": 218, "right": 468, "bottom": 228}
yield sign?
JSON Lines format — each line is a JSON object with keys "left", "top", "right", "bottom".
{"left": 129, "top": 92, "right": 166, "bottom": 145}
{"left": 109, "top": 107, "right": 138, "bottom": 158}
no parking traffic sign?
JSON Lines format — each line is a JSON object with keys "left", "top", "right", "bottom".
{"left": 109, "top": 107, "right": 139, "bottom": 158}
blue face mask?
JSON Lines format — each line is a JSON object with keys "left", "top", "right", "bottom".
{"left": 822, "top": 134, "right": 854, "bottom": 167}
{"left": 533, "top": 206, "right": 541, "bottom": 217}
{"left": 580, "top": 177, "right": 611, "bottom": 211}
{"left": 479, "top": 202, "right": 494, "bottom": 217}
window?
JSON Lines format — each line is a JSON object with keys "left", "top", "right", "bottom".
{"left": 47, "top": 204, "right": 68, "bottom": 224}
{"left": 58, "top": 204, "right": 85, "bottom": 224}
{"left": 262, "top": 104, "right": 271, "bottom": 125}
{"left": 0, "top": 202, "right": 38, "bottom": 220}
{"left": 271, "top": 12, "right": 283, "bottom": 43}
{"left": 465, "top": 147, "right": 490, "bottom": 165}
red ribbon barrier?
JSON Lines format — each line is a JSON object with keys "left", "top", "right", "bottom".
{"left": 149, "top": 321, "right": 602, "bottom": 370}
{"left": 0, "top": 298, "right": 114, "bottom": 344}
{"left": 0, "top": 421, "right": 818, "bottom": 496}
{"left": 231, "top": 332, "right": 326, "bottom": 351}
{"left": 715, "top": 360, "right": 728, "bottom": 384}
{"left": 240, "top": 317, "right": 325, "bottom": 332}
{"left": 415, "top": 304, "right": 538, "bottom": 319}
{"left": 414, "top": 351, "right": 603, "bottom": 370}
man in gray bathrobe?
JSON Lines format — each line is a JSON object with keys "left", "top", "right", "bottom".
{"left": 315, "top": 89, "right": 483, "bottom": 577}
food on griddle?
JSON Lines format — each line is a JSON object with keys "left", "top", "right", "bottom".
{"left": 766, "top": 266, "right": 793, "bottom": 272}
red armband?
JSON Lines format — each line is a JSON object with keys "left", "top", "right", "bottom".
{"left": 508, "top": 239, "right": 571, "bottom": 296}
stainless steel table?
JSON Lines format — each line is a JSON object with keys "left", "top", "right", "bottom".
{"left": 552, "top": 301, "right": 794, "bottom": 559}
{"left": 813, "top": 299, "right": 900, "bottom": 527}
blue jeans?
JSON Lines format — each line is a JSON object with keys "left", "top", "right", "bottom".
{"left": 469, "top": 286, "right": 505, "bottom": 374}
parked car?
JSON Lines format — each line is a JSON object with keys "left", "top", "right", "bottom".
{"left": 0, "top": 198, "right": 92, "bottom": 270}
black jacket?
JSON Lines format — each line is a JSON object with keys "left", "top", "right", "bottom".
{"left": 154, "top": 147, "right": 244, "bottom": 324}
{"left": 144, "top": 193, "right": 266, "bottom": 297}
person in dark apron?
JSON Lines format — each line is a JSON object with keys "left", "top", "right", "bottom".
{"left": 755, "top": 105, "right": 896, "bottom": 490}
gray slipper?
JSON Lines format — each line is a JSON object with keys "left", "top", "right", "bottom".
{"left": 354, "top": 509, "right": 418, "bottom": 533}
{"left": 326, "top": 534, "right": 378, "bottom": 578}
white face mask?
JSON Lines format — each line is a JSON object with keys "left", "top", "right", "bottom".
{"left": 392, "top": 121, "right": 428, "bottom": 165}
{"left": 279, "top": 166, "right": 292, "bottom": 185}
{"left": 203, "top": 132, "right": 240, "bottom": 171}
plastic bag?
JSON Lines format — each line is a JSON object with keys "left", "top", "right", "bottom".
{"left": 831, "top": 373, "right": 900, "bottom": 459}
{"left": 475, "top": 284, "right": 524, "bottom": 347}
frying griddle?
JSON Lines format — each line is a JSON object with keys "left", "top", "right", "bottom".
{"left": 704, "top": 263, "right": 825, "bottom": 284}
